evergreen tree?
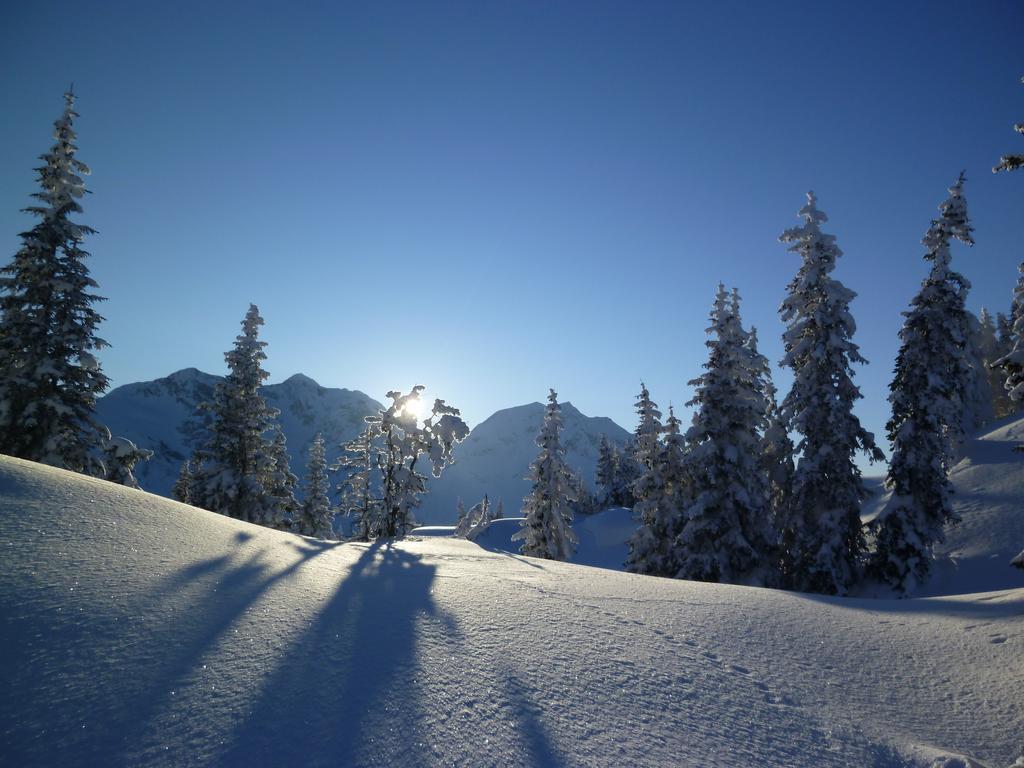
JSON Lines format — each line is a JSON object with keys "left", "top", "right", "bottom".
{"left": 963, "top": 311, "right": 995, "bottom": 434}
{"left": 0, "top": 90, "right": 110, "bottom": 473}
{"left": 173, "top": 455, "right": 201, "bottom": 504}
{"left": 993, "top": 75, "right": 1024, "bottom": 173}
{"left": 760, "top": 378, "right": 794, "bottom": 546}
{"left": 493, "top": 499, "right": 504, "bottom": 520}
{"left": 192, "top": 304, "right": 280, "bottom": 525}
{"left": 301, "top": 433, "right": 334, "bottom": 539}
{"left": 996, "top": 264, "right": 1024, "bottom": 404}
{"left": 464, "top": 495, "right": 497, "bottom": 541}
{"left": 337, "top": 425, "right": 377, "bottom": 541}
{"left": 997, "top": 311, "right": 1015, "bottom": 358}
{"left": 613, "top": 443, "right": 640, "bottom": 508}
{"left": 595, "top": 434, "right": 616, "bottom": 508}
{"left": 367, "top": 386, "right": 469, "bottom": 538}
{"left": 454, "top": 498, "right": 469, "bottom": 536}
{"left": 632, "top": 383, "right": 663, "bottom": 473}
{"left": 626, "top": 402, "right": 686, "bottom": 577}
{"left": 977, "top": 308, "right": 1015, "bottom": 418}
{"left": 675, "top": 286, "right": 773, "bottom": 585}
{"left": 777, "top": 192, "right": 885, "bottom": 595}
{"left": 870, "top": 176, "right": 977, "bottom": 592}
{"left": 266, "top": 428, "right": 299, "bottom": 530}
{"left": 102, "top": 437, "right": 153, "bottom": 490}
{"left": 513, "top": 389, "right": 578, "bottom": 560}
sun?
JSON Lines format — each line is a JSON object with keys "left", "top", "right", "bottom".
{"left": 403, "top": 396, "right": 428, "bottom": 422}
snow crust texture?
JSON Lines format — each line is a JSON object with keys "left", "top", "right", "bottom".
{"left": 1, "top": 456, "right": 1021, "bottom": 767}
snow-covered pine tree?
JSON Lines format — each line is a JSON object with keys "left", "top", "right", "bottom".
{"left": 454, "top": 498, "right": 473, "bottom": 537}
{"left": 172, "top": 455, "right": 201, "bottom": 504}
{"left": 997, "top": 311, "right": 1015, "bottom": 357}
{"left": 337, "top": 425, "right": 377, "bottom": 541}
{"left": 266, "top": 428, "right": 299, "bottom": 530}
{"left": 0, "top": 90, "right": 110, "bottom": 474}
{"left": 613, "top": 443, "right": 640, "bottom": 508}
{"left": 464, "top": 495, "right": 496, "bottom": 541}
{"left": 632, "top": 383, "right": 663, "bottom": 473}
{"left": 978, "top": 308, "right": 1015, "bottom": 418}
{"left": 626, "top": 402, "right": 686, "bottom": 576}
{"left": 569, "top": 470, "right": 597, "bottom": 516}
{"left": 301, "top": 433, "right": 334, "bottom": 539}
{"left": 674, "top": 286, "right": 773, "bottom": 585}
{"left": 870, "top": 175, "right": 977, "bottom": 592}
{"left": 595, "top": 434, "right": 616, "bottom": 508}
{"left": 777, "top": 192, "right": 885, "bottom": 595}
{"left": 996, "top": 264, "right": 1024, "bottom": 404}
{"left": 192, "top": 304, "right": 280, "bottom": 525}
{"left": 368, "top": 386, "right": 470, "bottom": 538}
{"left": 513, "top": 389, "right": 578, "bottom": 560}
{"left": 760, "top": 377, "right": 794, "bottom": 546}
{"left": 993, "top": 75, "right": 1024, "bottom": 173}
{"left": 102, "top": 437, "right": 153, "bottom": 490}
{"left": 963, "top": 311, "right": 996, "bottom": 434}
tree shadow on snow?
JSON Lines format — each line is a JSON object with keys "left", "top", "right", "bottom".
{"left": 114, "top": 538, "right": 342, "bottom": 762}
{"left": 218, "top": 540, "right": 456, "bottom": 766}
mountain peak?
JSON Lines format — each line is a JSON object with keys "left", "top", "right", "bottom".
{"left": 282, "top": 373, "right": 320, "bottom": 389}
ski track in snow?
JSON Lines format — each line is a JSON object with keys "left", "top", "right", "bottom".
{"left": 0, "top": 456, "right": 1021, "bottom": 767}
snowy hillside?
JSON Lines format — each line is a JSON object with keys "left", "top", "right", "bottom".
{"left": 419, "top": 401, "right": 630, "bottom": 524}
{"left": 96, "top": 369, "right": 381, "bottom": 497}
{"left": 1, "top": 457, "right": 1021, "bottom": 767}
{"left": 924, "top": 415, "right": 1024, "bottom": 596}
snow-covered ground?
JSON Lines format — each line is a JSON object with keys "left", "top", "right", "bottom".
{"left": 1, "top": 456, "right": 1021, "bottom": 767}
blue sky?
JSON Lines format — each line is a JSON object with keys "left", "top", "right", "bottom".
{"left": 1, "top": 1, "right": 1022, "bottom": 464}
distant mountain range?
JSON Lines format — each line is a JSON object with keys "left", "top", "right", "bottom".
{"left": 96, "top": 369, "right": 382, "bottom": 499}
{"left": 96, "top": 370, "right": 631, "bottom": 525}
{"left": 417, "top": 401, "right": 631, "bottom": 523}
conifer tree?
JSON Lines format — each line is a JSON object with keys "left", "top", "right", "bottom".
{"left": 367, "top": 386, "right": 469, "bottom": 538}
{"left": 0, "top": 90, "right": 110, "bottom": 473}
{"left": 454, "top": 498, "right": 469, "bottom": 536}
{"left": 192, "top": 305, "right": 280, "bottom": 525}
{"left": 632, "top": 383, "right": 663, "bottom": 473}
{"left": 513, "top": 389, "right": 578, "bottom": 560}
{"left": 626, "top": 402, "right": 686, "bottom": 577}
{"left": 977, "top": 308, "right": 1015, "bottom": 418}
{"left": 963, "top": 311, "right": 995, "bottom": 434}
{"left": 173, "top": 455, "right": 201, "bottom": 504}
{"left": 102, "top": 437, "right": 153, "bottom": 490}
{"left": 595, "top": 434, "right": 616, "bottom": 508}
{"left": 995, "top": 264, "right": 1024, "bottom": 404}
{"left": 301, "top": 433, "right": 334, "bottom": 539}
{"left": 675, "top": 286, "right": 773, "bottom": 584}
{"left": 337, "top": 425, "right": 377, "bottom": 541}
{"left": 760, "top": 378, "right": 794, "bottom": 543}
{"left": 266, "top": 428, "right": 299, "bottom": 530}
{"left": 993, "top": 76, "right": 1024, "bottom": 174}
{"left": 777, "top": 192, "right": 885, "bottom": 594}
{"left": 870, "top": 176, "right": 976, "bottom": 592}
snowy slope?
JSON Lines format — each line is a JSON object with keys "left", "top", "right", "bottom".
{"left": 473, "top": 509, "right": 637, "bottom": 571}
{"left": 923, "top": 416, "right": 1024, "bottom": 596}
{"left": 96, "top": 369, "right": 381, "bottom": 498}
{"left": 419, "top": 401, "right": 630, "bottom": 524}
{"left": 1, "top": 456, "right": 1021, "bottom": 767}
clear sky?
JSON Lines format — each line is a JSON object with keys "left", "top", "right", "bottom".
{"left": 1, "top": 1, "right": 1023, "bottom": 465}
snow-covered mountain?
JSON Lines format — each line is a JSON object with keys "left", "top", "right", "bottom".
{"left": 98, "top": 374, "right": 630, "bottom": 523}
{"left": 1, "top": 455, "right": 1020, "bottom": 766}
{"left": 96, "top": 369, "right": 382, "bottom": 497}
{"left": 418, "top": 401, "right": 631, "bottom": 524}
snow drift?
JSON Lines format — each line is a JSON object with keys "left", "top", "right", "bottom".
{"left": 0, "top": 456, "right": 1021, "bottom": 767}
